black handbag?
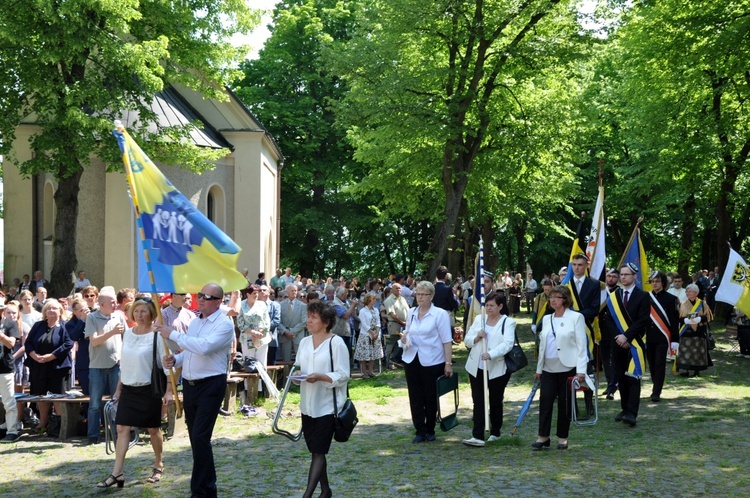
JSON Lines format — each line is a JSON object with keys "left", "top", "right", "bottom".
{"left": 151, "top": 333, "right": 167, "bottom": 399}
{"left": 502, "top": 318, "right": 528, "bottom": 373}
{"left": 244, "top": 356, "right": 258, "bottom": 373}
{"left": 330, "top": 339, "right": 358, "bottom": 442}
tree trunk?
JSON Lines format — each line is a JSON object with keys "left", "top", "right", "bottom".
{"left": 514, "top": 219, "right": 528, "bottom": 276}
{"left": 481, "top": 218, "right": 496, "bottom": 275}
{"left": 50, "top": 170, "right": 83, "bottom": 297}
{"left": 677, "top": 193, "right": 696, "bottom": 278}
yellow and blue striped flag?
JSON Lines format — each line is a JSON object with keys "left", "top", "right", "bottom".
{"left": 113, "top": 122, "right": 248, "bottom": 294}
{"left": 619, "top": 227, "right": 652, "bottom": 292}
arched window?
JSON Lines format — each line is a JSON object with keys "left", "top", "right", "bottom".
{"left": 207, "top": 184, "right": 226, "bottom": 230}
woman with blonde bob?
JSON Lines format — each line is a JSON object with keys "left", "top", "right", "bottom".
{"left": 400, "top": 280, "right": 453, "bottom": 443}
{"left": 96, "top": 297, "right": 171, "bottom": 489}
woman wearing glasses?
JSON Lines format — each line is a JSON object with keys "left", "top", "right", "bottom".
{"left": 533, "top": 285, "right": 587, "bottom": 450}
{"left": 400, "top": 281, "right": 453, "bottom": 443}
{"left": 97, "top": 297, "right": 170, "bottom": 488}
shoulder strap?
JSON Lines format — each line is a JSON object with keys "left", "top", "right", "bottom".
{"left": 329, "top": 339, "right": 338, "bottom": 417}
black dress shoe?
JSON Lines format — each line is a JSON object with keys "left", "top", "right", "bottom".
{"left": 557, "top": 443, "right": 568, "bottom": 450}
{"left": 606, "top": 393, "right": 614, "bottom": 400}
{"left": 531, "top": 439, "right": 551, "bottom": 450}
{"left": 622, "top": 413, "right": 637, "bottom": 426}
{"left": 218, "top": 408, "right": 232, "bottom": 417}
{"left": 650, "top": 395, "right": 661, "bottom": 403}
{"left": 614, "top": 411, "right": 625, "bottom": 422}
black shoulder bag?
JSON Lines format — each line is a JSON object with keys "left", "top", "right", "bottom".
{"left": 151, "top": 332, "right": 168, "bottom": 399}
{"left": 502, "top": 317, "right": 528, "bottom": 373}
{"left": 329, "top": 338, "right": 358, "bottom": 442}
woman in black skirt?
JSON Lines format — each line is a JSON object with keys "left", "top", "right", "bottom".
{"left": 294, "top": 301, "right": 350, "bottom": 498}
{"left": 96, "top": 297, "right": 170, "bottom": 488}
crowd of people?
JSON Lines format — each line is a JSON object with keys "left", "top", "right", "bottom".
{"left": 0, "top": 259, "right": 731, "bottom": 495}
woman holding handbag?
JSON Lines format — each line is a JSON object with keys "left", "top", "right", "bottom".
{"left": 533, "top": 285, "right": 587, "bottom": 451}
{"left": 462, "top": 293, "right": 516, "bottom": 447}
{"left": 294, "top": 301, "right": 350, "bottom": 498}
{"left": 96, "top": 297, "right": 171, "bottom": 489}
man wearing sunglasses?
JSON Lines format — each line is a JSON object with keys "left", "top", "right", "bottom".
{"left": 155, "top": 283, "right": 234, "bottom": 498}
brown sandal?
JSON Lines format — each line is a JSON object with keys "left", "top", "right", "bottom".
{"left": 147, "top": 467, "right": 163, "bottom": 483}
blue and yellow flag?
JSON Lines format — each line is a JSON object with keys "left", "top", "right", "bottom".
{"left": 619, "top": 227, "right": 652, "bottom": 292}
{"left": 113, "top": 122, "right": 248, "bottom": 294}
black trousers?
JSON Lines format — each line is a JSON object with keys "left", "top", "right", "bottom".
{"left": 538, "top": 368, "right": 575, "bottom": 439}
{"left": 183, "top": 374, "right": 226, "bottom": 498}
{"left": 468, "top": 369, "right": 511, "bottom": 438}
{"left": 738, "top": 326, "right": 750, "bottom": 355}
{"left": 645, "top": 341, "right": 668, "bottom": 397}
{"left": 613, "top": 344, "right": 641, "bottom": 417}
{"left": 404, "top": 355, "right": 444, "bottom": 436}
{"left": 599, "top": 337, "right": 617, "bottom": 393}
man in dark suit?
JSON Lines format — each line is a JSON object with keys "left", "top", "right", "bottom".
{"left": 433, "top": 265, "right": 459, "bottom": 314}
{"left": 598, "top": 268, "right": 621, "bottom": 399}
{"left": 608, "top": 263, "right": 651, "bottom": 427}
{"left": 646, "top": 271, "right": 679, "bottom": 403}
{"left": 568, "top": 253, "right": 601, "bottom": 329}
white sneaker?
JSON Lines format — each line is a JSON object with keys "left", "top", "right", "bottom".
{"left": 487, "top": 435, "right": 501, "bottom": 442}
{"left": 462, "top": 437, "right": 485, "bottom": 447}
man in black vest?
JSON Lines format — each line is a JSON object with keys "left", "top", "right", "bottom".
{"left": 433, "top": 266, "right": 459, "bottom": 314}
{"left": 646, "top": 271, "right": 679, "bottom": 402}
{"left": 608, "top": 263, "right": 651, "bottom": 427}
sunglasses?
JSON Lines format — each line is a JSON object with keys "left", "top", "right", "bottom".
{"left": 136, "top": 296, "right": 153, "bottom": 304}
{"left": 197, "top": 292, "right": 222, "bottom": 301}
{"left": 84, "top": 294, "right": 96, "bottom": 298}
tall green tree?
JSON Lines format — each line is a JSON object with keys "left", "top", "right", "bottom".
{"left": 334, "top": 0, "right": 593, "bottom": 278}
{"left": 0, "top": 0, "right": 258, "bottom": 296}
{"left": 582, "top": 0, "right": 750, "bottom": 272}
{"left": 235, "top": 0, "right": 370, "bottom": 278}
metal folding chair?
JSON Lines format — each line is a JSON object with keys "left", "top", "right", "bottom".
{"left": 103, "top": 399, "right": 139, "bottom": 455}
{"left": 568, "top": 374, "right": 598, "bottom": 426}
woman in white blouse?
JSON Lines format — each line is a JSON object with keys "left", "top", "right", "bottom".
{"left": 400, "top": 281, "right": 453, "bottom": 443}
{"left": 294, "top": 301, "right": 350, "bottom": 498}
{"left": 462, "top": 293, "right": 516, "bottom": 447}
{"left": 97, "top": 297, "right": 170, "bottom": 489}
{"left": 533, "top": 285, "right": 587, "bottom": 451}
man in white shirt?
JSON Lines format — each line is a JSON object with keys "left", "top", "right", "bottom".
{"left": 383, "top": 283, "right": 410, "bottom": 368}
{"left": 667, "top": 274, "right": 687, "bottom": 304}
{"left": 157, "top": 283, "right": 234, "bottom": 498}
{"left": 524, "top": 272, "right": 538, "bottom": 314}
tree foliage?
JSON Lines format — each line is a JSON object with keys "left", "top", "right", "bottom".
{"left": 0, "top": 0, "right": 258, "bottom": 295}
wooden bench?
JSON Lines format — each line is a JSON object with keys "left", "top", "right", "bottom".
{"left": 228, "top": 365, "right": 285, "bottom": 406}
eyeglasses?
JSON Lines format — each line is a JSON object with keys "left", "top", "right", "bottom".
{"left": 197, "top": 292, "right": 222, "bottom": 301}
{"left": 415, "top": 293, "right": 432, "bottom": 298}
{"left": 84, "top": 294, "right": 96, "bottom": 298}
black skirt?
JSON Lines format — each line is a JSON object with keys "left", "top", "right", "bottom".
{"left": 115, "top": 384, "right": 162, "bottom": 428}
{"left": 301, "top": 414, "right": 335, "bottom": 454}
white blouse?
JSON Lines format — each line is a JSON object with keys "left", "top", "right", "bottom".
{"left": 402, "top": 304, "right": 452, "bottom": 367}
{"left": 120, "top": 328, "right": 167, "bottom": 387}
{"left": 294, "top": 335, "right": 350, "bottom": 418}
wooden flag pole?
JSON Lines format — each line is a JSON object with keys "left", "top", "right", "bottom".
{"left": 117, "top": 122, "right": 182, "bottom": 418}
{"left": 617, "top": 216, "right": 644, "bottom": 270}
